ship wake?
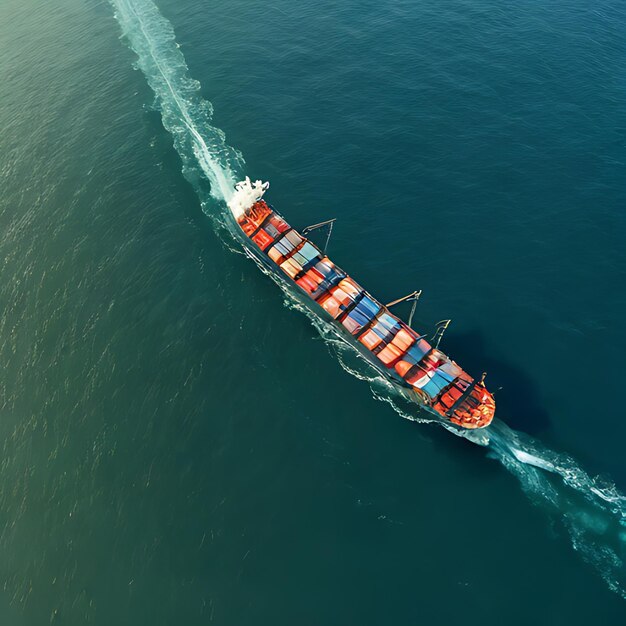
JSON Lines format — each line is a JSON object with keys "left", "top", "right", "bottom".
{"left": 109, "top": 0, "right": 626, "bottom": 600}
{"left": 110, "top": 0, "right": 242, "bottom": 208}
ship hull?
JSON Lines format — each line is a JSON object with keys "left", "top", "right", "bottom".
{"left": 227, "top": 179, "right": 496, "bottom": 430}
{"left": 239, "top": 234, "right": 468, "bottom": 427}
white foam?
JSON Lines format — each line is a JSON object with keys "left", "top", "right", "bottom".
{"left": 510, "top": 448, "right": 557, "bottom": 472}
{"left": 227, "top": 177, "right": 270, "bottom": 219}
{"left": 111, "top": 0, "right": 241, "bottom": 203}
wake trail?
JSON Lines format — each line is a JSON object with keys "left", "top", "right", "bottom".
{"left": 109, "top": 0, "right": 626, "bottom": 599}
{"left": 486, "top": 420, "right": 626, "bottom": 598}
{"left": 111, "top": 0, "right": 242, "bottom": 206}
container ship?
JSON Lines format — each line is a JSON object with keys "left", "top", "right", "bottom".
{"left": 228, "top": 178, "right": 495, "bottom": 429}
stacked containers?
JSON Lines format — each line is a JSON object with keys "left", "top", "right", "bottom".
{"left": 341, "top": 295, "right": 380, "bottom": 335}
{"left": 298, "top": 259, "right": 347, "bottom": 301}
{"left": 279, "top": 242, "right": 321, "bottom": 279}
{"left": 240, "top": 202, "right": 273, "bottom": 236}
{"left": 251, "top": 214, "right": 290, "bottom": 250}
{"left": 268, "top": 230, "right": 303, "bottom": 264}
{"left": 239, "top": 202, "right": 489, "bottom": 423}
{"left": 318, "top": 278, "right": 362, "bottom": 319}
{"left": 393, "top": 339, "right": 432, "bottom": 380}
{"left": 358, "top": 312, "right": 400, "bottom": 352}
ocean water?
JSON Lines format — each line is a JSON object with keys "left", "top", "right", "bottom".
{"left": 1, "top": 0, "right": 625, "bottom": 624}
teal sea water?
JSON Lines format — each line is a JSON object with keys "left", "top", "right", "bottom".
{"left": 1, "top": 0, "right": 625, "bottom": 623}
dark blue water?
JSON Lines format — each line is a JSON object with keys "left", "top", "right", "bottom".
{"left": 1, "top": 0, "right": 625, "bottom": 623}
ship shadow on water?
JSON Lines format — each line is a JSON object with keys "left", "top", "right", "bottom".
{"left": 442, "top": 329, "right": 551, "bottom": 436}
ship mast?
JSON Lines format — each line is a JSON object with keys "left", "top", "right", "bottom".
{"left": 386, "top": 290, "right": 422, "bottom": 327}
{"left": 302, "top": 218, "right": 336, "bottom": 253}
{"left": 432, "top": 319, "right": 451, "bottom": 349}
